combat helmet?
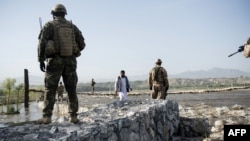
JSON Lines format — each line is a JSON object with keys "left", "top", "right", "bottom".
{"left": 155, "top": 58, "right": 162, "bottom": 65}
{"left": 51, "top": 4, "right": 67, "bottom": 15}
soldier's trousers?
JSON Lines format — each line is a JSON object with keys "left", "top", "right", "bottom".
{"left": 43, "top": 56, "right": 78, "bottom": 118}
{"left": 151, "top": 83, "right": 165, "bottom": 99}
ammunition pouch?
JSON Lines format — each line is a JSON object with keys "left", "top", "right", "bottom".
{"left": 44, "top": 40, "right": 81, "bottom": 57}
{"left": 45, "top": 40, "right": 56, "bottom": 57}
{"left": 73, "top": 45, "right": 81, "bottom": 57}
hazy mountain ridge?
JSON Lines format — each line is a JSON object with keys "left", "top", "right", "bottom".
{"left": 130, "top": 68, "right": 250, "bottom": 80}
{"left": 170, "top": 68, "right": 250, "bottom": 78}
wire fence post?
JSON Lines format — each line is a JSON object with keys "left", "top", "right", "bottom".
{"left": 24, "top": 69, "right": 29, "bottom": 109}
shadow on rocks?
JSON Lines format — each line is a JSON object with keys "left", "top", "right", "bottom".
{"left": 177, "top": 117, "right": 211, "bottom": 139}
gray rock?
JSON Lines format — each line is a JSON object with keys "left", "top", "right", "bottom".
{"left": 49, "top": 126, "right": 58, "bottom": 133}
{"left": 0, "top": 100, "right": 181, "bottom": 141}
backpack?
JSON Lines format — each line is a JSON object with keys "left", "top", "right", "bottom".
{"left": 152, "top": 67, "right": 161, "bottom": 81}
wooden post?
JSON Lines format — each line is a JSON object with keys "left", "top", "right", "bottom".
{"left": 24, "top": 69, "right": 29, "bottom": 109}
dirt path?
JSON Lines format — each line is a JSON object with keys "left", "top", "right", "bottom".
{"left": 78, "top": 89, "right": 250, "bottom": 107}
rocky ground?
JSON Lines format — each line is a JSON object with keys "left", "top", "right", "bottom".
{"left": 0, "top": 89, "right": 250, "bottom": 140}
{"left": 78, "top": 90, "right": 250, "bottom": 140}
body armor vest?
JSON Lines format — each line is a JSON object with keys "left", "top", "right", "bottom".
{"left": 52, "top": 20, "right": 77, "bottom": 57}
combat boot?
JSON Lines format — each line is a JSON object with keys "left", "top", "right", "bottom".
{"left": 36, "top": 117, "right": 52, "bottom": 124}
{"left": 70, "top": 116, "right": 79, "bottom": 124}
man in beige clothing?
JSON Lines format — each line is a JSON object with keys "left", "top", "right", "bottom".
{"left": 148, "top": 59, "right": 169, "bottom": 99}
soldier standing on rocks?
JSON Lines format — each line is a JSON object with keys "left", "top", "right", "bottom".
{"left": 37, "top": 4, "right": 85, "bottom": 124}
{"left": 148, "top": 59, "right": 169, "bottom": 99}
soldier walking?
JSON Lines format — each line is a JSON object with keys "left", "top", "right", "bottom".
{"left": 37, "top": 4, "right": 85, "bottom": 124}
{"left": 115, "top": 70, "right": 132, "bottom": 102}
{"left": 148, "top": 59, "right": 169, "bottom": 99}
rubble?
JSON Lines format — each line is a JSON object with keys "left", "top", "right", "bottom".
{"left": 0, "top": 99, "right": 249, "bottom": 141}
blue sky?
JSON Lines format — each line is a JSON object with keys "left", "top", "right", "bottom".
{"left": 0, "top": 0, "right": 250, "bottom": 83}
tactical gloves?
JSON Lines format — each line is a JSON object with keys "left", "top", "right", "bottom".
{"left": 40, "top": 61, "right": 46, "bottom": 72}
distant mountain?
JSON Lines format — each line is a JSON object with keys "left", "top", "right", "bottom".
{"left": 170, "top": 68, "right": 250, "bottom": 78}
{"left": 127, "top": 68, "right": 250, "bottom": 80}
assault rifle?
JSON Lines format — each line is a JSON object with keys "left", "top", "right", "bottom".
{"left": 228, "top": 45, "right": 244, "bottom": 57}
{"left": 38, "top": 17, "right": 46, "bottom": 72}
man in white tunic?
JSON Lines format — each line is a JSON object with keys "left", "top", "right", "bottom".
{"left": 115, "top": 70, "right": 132, "bottom": 101}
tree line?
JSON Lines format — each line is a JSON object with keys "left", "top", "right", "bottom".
{"left": 0, "top": 78, "right": 40, "bottom": 114}
{"left": 1, "top": 76, "right": 250, "bottom": 111}
{"left": 76, "top": 76, "right": 250, "bottom": 92}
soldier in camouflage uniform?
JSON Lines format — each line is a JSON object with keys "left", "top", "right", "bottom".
{"left": 37, "top": 4, "right": 85, "bottom": 124}
{"left": 148, "top": 59, "right": 169, "bottom": 99}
